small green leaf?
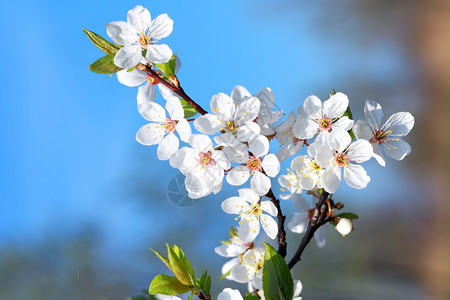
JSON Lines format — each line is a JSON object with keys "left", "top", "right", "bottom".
{"left": 229, "top": 227, "right": 238, "bottom": 239}
{"left": 188, "top": 292, "right": 194, "bottom": 300}
{"left": 149, "top": 274, "right": 190, "bottom": 295}
{"left": 151, "top": 249, "right": 172, "bottom": 273}
{"left": 180, "top": 99, "right": 198, "bottom": 118}
{"left": 262, "top": 243, "right": 294, "bottom": 300}
{"left": 218, "top": 269, "right": 231, "bottom": 280}
{"left": 167, "top": 244, "right": 196, "bottom": 286}
{"left": 203, "top": 274, "right": 211, "bottom": 296}
{"left": 83, "top": 28, "right": 119, "bottom": 54}
{"left": 342, "top": 106, "right": 356, "bottom": 140}
{"left": 244, "top": 296, "right": 260, "bottom": 300}
{"left": 335, "top": 212, "right": 359, "bottom": 220}
{"left": 154, "top": 54, "right": 177, "bottom": 77}
{"left": 172, "top": 245, "right": 196, "bottom": 281}
{"left": 89, "top": 53, "right": 122, "bottom": 74}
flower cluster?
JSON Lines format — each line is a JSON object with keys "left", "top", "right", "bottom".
{"left": 86, "top": 5, "right": 415, "bottom": 299}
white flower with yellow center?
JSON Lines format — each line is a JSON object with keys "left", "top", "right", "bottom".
{"left": 170, "top": 134, "right": 230, "bottom": 199}
{"left": 293, "top": 93, "right": 353, "bottom": 140}
{"left": 221, "top": 188, "right": 278, "bottom": 242}
{"left": 229, "top": 247, "right": 265, "bottom": 289}
{"left": 194, "top": 87, "right": 261, "bottom": 145}
{"left": 317, "top": 130, "right": 373, "bottom": 193}
{"left": 225, "top": 135, "right": 280, "bottom": 195}
{"left": 353, "top": 100, "right": 414, "bottom": 166}
{"left": 136, "top": 98, "right": 191, "bottom": 161}
{"left": 107, "top": 5, "right": 173, "bottom": 68}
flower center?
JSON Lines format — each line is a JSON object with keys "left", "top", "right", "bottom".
{"left": 370, "top": 129, "right": 388, "bottom": 144}
{"left": 248, "top": 203, "right": 262, "bottom": 217}
{"left": 199, "top": 151, "right": 216, "bottom": 167}
{"left": 334, "top": 153, "right": 349, "bottom": 167}
{"left": 247, "top": 156, "right": 262, "bottom": 172}
{"left": 310, "top": 159, "right": 321, "bottom": 171}
{"left": 163, "top": 118, "right": 177, "bottom": 133}
{"left": 138, "top": 33, "right": 152, "bottom": 49}
{"left": 225, "top": 120, "right": 238, "bottom": 134}
{"left": 318, "top": 117, "right": 332, "bottom": 131}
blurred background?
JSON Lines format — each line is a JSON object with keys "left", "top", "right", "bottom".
{"left": 1, "top": 0, "right": 449, "bottom": 299}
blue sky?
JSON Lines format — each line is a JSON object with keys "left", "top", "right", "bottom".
{"left": 0, "top": 0, "right": 423, "bottom": 297}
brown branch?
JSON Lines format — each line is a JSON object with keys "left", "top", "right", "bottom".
{"left": 146, "top": 67, "right": 208, "bottom": 115}
{"left": 265, "top": 188, "right": 287, "bottom": 258}
{"left": 287, "top": 191, "right": 330, "bottom": 269}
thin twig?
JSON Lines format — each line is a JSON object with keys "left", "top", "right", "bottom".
{"left": 265, "top": 188, "right": 287, "bottom": 258}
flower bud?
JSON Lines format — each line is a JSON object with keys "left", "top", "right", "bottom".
{"left": 335, "top": 218, "right": 353, "bottom": 236}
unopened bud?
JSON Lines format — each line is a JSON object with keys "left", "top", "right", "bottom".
{"left": 169, "top": 74, "right": 179, "bottom": 87}
{"left": 335, "top": 218, "right": 353, "bottom": 236}
{"left": 335, "top": 202, "right": 344, "bottom": 209}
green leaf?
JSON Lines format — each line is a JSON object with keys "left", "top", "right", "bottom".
{"left": 180, "top": 99, "right": 198, "bottom": 118}
{"left": 342, "top": 106, "right": 355, "bottom": 140}
{"left": 244, "top": 296, "right": 260, "bottom": 300}
{"left": 89, "top": 53, "right": 122, "bottom": 74}
{"left": 151, "top": 249, "right": 172, "bottom": 273}
{"left": 262, "top": 243, "right": 294, "bottom": 300}
{"left": 83, "top": 28, "right": 119, "bottom": 54}
{"left": 218, "top": 269, "right": 231, "bottom": 280}
{"left": 188, "top": 292, "right": 194, "bottom": 300}
{"left": 335, "top": 212, "right": 359, "bottom": 220}
{"left": 148, "top": 274, "right": 190, "bottom": 295}
{"left": 154, "top": 54, "right": 177, "bottom": 77}
{"left": 203, "top": 274, "right": 211, "bottom": 296}
{"left": 229, "top": 227, "right": 238, "bottom": 239}
{"left": 167, "top": 244, "right": 196, "bottom": 286}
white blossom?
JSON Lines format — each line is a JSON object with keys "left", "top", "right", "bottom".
{"left": 226, "top": 135, "right": 280, "bottom": 195}
{"left": 275, "top": 111, "right": 304, "bottom": 161}
{"left": 215, "top": 235, "right": 251, "bottom": 258}
{"left": 317, "top": 130, "right": 373, "bottom": 193}
{"left": 353, "top": 100, "right": 414, "bottom": 166}
{"left": 107, "top": 5, "right": 173, "bottom": 68}
{"left": 136, "top": 99, "right": 191, "bottom": 160}
{"left": 293, "top": 93, "right": 353, "bottom": 140}
{"left": 229, "top": 247, "right": 265, "bottom": 289}
{"left": 194, "top": 87, "right": 261, "bottom": 144}
{"left": 221, "top": 188, "right": 278, "bottom": 242}
{"left": 218, "top": 288, "right": 244, "bottom": 300}
{"left": 170, "top": 134, "right": 230, "bottom": 198}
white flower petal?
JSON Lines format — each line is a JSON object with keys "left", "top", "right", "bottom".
{"left": 194, "top": 114, "right": 222, "bottom": 135}
{"left": 303, "top": 95, "right": 322, "bottom": 119}
{"left": 218, "top": 288, "right": 243, "bottom": 300}
{"left": 383, "top": 138, "right": 411, "bottom": 160}
{"left": 137, "top": 84, "right": 156, "bottom": 107}
{"left": 227, "top": 166, "right": 250, "bottom": 186}
{"left": 249, "top": 135, "right": 269, "bottom": 158}
{"left": 293, "top": 116, "right": 318, "bottom": 139}
{"left": 146, "top": 44, "right": 173, "bottom": 64}
{"left": 185, "top": 174, "right": 212, "bottom": 199}
{"left": 260, "top": 201, "right": 278, "bottom": 216}
{"left": 384, "top": 112, "right": 415, "bottom": 137}
{"left": 221, "top": 196, "right": 249, "bottom": 214}
{"left": 189, "top": 134, "right": 213, "bottom": 152}
{"left": 314, "top": 226, "right": 326, "bottom": 248}
{"left": 149, "top": 13, "right": 174, "bottom": 40}
{"left": 230, "top": 264, "right": 250, "bottom": 283}
{"left": 353, "top": 120, "right": 373, "bottom": 141}
{"left": 328, "top": 129, "right": 352, "bottom": 153}
{"left": 157, "top": 133, "right": 179, "bottom": 160}
{"left": 236, "top": 122, "right": 260, "bottom": 142}
{"left": 235, "top": 97, "right": 260, "bottom": 125}
{"left": 107, "top": 21, "right": 138, "bottom": 46}
{"left": 346, "top": 139, "right": 373, "bottom": 163}
{"left": 291, "top": 193, "right": 309, "bottom": 212}
{"left": 333, "top": 116, "right": 354, "bottom": 131}
{"left": 256, "top": 87, "right": 275, "bottom": 112}
{"left": 175, "top": 118, "right": 191, "bottom": 143}
{"left": 261, "top": 214, "right": 278, "bottom": 239}
{"left": 214, "top": 132, "right": 240, "bottom": 147}
{"left": 321, "top": 168, "right": 341, "bottom": 194}
{"left": 291, "top": 155, "right": 308, "bottom": 171}
{"left": 238, "top": 218, "right": 259, "bottom": 242}
{"left": 136, "top": 123, "right": 165, "bottom": 145}
{"left": 222, "top": 257, "right": 241, "bottom": 278}
{"left": 238, "top": 188, "right": 260, "bottom": 204}
{"left": 165, "top": 99, "right": 184, "bottom": 120}
{"left": 222, "top": 142, "right": 248, "bottom": 163}
{"left": 114, "top": 45, "right": 142, "bottom": 69}
{"left": 138, "top": 101, "right": 165, "bottom": 122}
{"left": 372, "top": 143, "right": 386, "bottom": 167}
{"left": 250, "top": 171, "right": 271, "bottom": 195}
{"left": 231, "top": 85, "right": 251, "bottom": 105}
{"left": 261, "top": 154, "right": 280, "bottom": 177}
{"left": 158, "top": 84, "right": 179, "bottom": 100}
{"left": 364, "top": 100, "right": 384, "bottom": 128}
{"left": 323, "top": 92, "right": 348, "bottom": 119}
{"left": 344, "top": 163, "right": 370, "bottom": 189}
{"left": 127, "top": 5, "right": 151, "bottom": 32}
{"left": 251, "top": 276, "right": 263, "bottom": 290}
{"left": 116, "top": 69, "right": 147, "bottom": 87}
{"left": 211, "top": 93, "right": 235, "bottom": 121}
